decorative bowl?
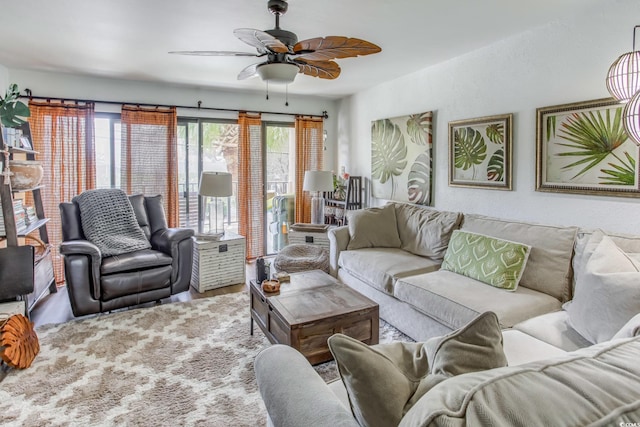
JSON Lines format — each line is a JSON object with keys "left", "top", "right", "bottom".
{"left": 261, "top": 279, "right": 281, "bottom": 293}
{"left": 9, "top": 160, "right": 44, "bottom": 190}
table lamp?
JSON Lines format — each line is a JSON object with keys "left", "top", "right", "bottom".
{"left": 303, "top": 170, "right": 334, "bottom": 225}
{"left": 199, "top": 171, "right": 233, "bottom": 237}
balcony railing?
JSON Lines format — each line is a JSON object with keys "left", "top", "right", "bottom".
{"left": 179, "top": 180, "right": 292, "bottom": 242}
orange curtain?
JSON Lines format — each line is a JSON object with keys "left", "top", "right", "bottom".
{"left": 28, "top": 101, "right": 96, "bottom": 284}
{"left": 238, "top": 112, "right": 263, "bottom": 259}
{"left": 120, "top": 106, "right": 178, "bottom": 227}
{"left": 294, "top": 116, "right": 324, "bottom": 224}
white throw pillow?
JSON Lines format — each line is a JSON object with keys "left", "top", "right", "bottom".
{"left": 571, "top": 229, "right": 605, "bottom": 286}
{"left": 566, "top": 235, "right": 640, "bottom": 344}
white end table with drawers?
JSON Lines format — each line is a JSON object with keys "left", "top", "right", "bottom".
{"left": 287, "top": 226, "right": 332, "bottom": 251}
{"left": 191, "top": 232, "right": 246, "bottom": 292}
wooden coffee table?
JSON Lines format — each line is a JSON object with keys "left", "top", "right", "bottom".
{"left": 250, "top": 269, "right": 379, "bottom": 364}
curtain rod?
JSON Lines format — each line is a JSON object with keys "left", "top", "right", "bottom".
{"left": 20, "top": 90, "right": 329, "bottom": 119}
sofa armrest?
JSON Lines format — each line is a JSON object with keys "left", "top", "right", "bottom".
{"left": 255, "top": 345, "right": 358, "bottom": 427}
{"left": 328, "top": 226, "right": 350, "bottom": 277}
{"left": 150, "top": 228, "right": 194, "bottom": 255}
{"left": 60, "top": 240, "right": 102, "bottom": 297}
{"left": 150, "top": 228, "right": 195, "bottom": 289}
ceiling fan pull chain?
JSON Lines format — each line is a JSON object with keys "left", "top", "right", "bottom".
{"left": 266, "top": 81, "right": 269, "bottom": 100}
{"left": 285, "top": 84, "right": 289, "bottom": 106}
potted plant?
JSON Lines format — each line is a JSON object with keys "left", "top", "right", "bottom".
{"left": 0, "top": 84, "right": 41, "bottom": 189}
{"left": 0, "top": 84, "right": 30, "bottom": 128}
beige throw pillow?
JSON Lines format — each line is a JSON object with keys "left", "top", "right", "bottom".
{"left": 392, "top": 202, "right": 462, "bottom": 260}
{"left": 425, "top": 311, "right": 507, "bottom": 376}
{"left": 566, "top": 235, "right": 640, "bottom": 344}
{"left": 346, "top": 204, "right": 401, "bottom": 250}
{"left": 327, "top": 312, "right": 506, "bottom": 427}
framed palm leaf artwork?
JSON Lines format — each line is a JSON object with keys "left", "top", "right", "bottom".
{"left": 371, "top": 111, "right": 433, "bottom": 204}
{"left": 536, "top": 98, "right": 640, "bottom": 197}
{"left": 448, "top": 114, "right": 513, "bottom": 190}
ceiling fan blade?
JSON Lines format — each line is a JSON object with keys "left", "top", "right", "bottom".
{"left": 169, "top": 50, "right": 259, "bottom": 57}
{"left": 234, "top": 28, "right": 289, "bottom": 54}
{"left": 293, "top": 37, "right": 381, "bottom": 61}
{"left": 293, "top": 59, "right": 341, "bottom": 80}
{"left": 238, "top": 63, "right": 260, "bottom": 80}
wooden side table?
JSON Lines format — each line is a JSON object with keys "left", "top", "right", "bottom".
{"left": 191, "top": 232, "right": 246, "bottom": 292}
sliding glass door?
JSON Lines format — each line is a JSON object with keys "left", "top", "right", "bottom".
{"left": 265, "top": 122, "right": 296, "bottom": 254}
{"left": 96, "top": 115, "right": 299, "bottom": 256}
{"left": 177, "top": 119, "right": 239, "bottom": 234}
{"left": 94, "top": 114, "right": 121, "bottom": 189}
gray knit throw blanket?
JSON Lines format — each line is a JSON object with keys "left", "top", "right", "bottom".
{"left": 74, "top": 189, "right": 151, "bottom": 257}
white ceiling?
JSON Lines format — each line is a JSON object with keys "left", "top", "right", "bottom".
{"left": 0, "top": 0, "right": 603, "bottom": 99}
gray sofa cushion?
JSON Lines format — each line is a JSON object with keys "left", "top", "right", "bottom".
{"left": 513, "top": 310, "right": 592, "bottom": 352}
{"left": 394, "top": 270, "right": 562, "bottom": 329}
{"left": 346, "top": 204, "right": 401, "bottom": 250}
{"left": 399, "top": 336, "right": 640, "bottom": 427}
{"left": 390, "top": 202, "right": 462, "bottom": 260}
{"left": 461, "top": 214, "right": 578, "bottom": 302}
{"left": 338, "top": 248, "right": 440, "bottom": 294}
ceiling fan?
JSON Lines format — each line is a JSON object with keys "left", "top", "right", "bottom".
{"left": 169, "top": 0, "right": 382, "bottom": 85}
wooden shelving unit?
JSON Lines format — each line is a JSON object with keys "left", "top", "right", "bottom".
{"left": 0, "top": 122, "right": 56, "bottom": 312}
{"left": 324, "top": 175, "right": 363, "bottom": 225}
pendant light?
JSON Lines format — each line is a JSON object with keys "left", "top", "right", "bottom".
{"left": 606, "top": 25, "right": 640, "bottom": 102}
{"left": 607, "top": 25, "right": 640, "bottom": 145}
{"left": 623, "top": 92, "right": 640, "bottom": 145}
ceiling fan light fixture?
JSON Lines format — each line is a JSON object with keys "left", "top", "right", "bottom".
{"left": 257, "top": 62, "right": 299, "bottom": 84}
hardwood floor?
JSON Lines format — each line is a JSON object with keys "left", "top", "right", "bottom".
{"left": 30, "top": 261, "right": 258, "bottom": 327}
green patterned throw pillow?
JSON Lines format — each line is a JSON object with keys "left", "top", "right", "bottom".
{"left": 442, "top": 230, "right": 531, "bottom": 291}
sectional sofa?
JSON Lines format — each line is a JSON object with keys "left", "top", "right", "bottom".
{"left": 255, "top": 202, "right": 640, "bottom": 426}
{"left": 328, "top": 202, "right": 580, "bottom": 342}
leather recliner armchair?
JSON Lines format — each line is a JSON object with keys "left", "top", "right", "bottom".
{"left": 59, "top": 193, "right": 194, "bottom": 317}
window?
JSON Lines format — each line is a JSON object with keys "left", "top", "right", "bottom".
{"left": 94, "top": 114, "right": 121, "bottom": 189}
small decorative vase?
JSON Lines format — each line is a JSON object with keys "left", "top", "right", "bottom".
{"left": 9, "top": 160, "right": 44, "bottom": 190}
{"left": 334, "top": 185, "right": 346, "bottom": 201}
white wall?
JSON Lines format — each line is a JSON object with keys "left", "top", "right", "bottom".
{"left": 0, "top": 64, "right": 8, "bottom": 90}
{"left": 8, "top": 68, "right": 339, "bottom": 170}
{"left": 337, "top": 0, "right": 640, "bottom": 235}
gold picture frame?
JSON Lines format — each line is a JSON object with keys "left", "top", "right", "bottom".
{"left": 536, "top": 98, "right": 640, "bottom": 197}
{"left": 448, "top": 113, "right": 513, "bottom": 190}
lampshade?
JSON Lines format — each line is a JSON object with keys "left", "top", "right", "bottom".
{"left": 623, "top": 91, "right": 640, "bottom": 146}
{"left": 199, "top": 172, "right": 233, "bottom": 197}
{"left": 606, "top": 51, "right": 640, "bottom": 102}
{"left": 303, "top": 170, "right": 334, "bottom": 192}
{"left": 256, "top": 62, "right": 299, "bottom": 84}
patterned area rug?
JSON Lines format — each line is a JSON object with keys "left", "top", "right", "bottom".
{"left": 0, "top": 291, "right": 410, "bottom": 426}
